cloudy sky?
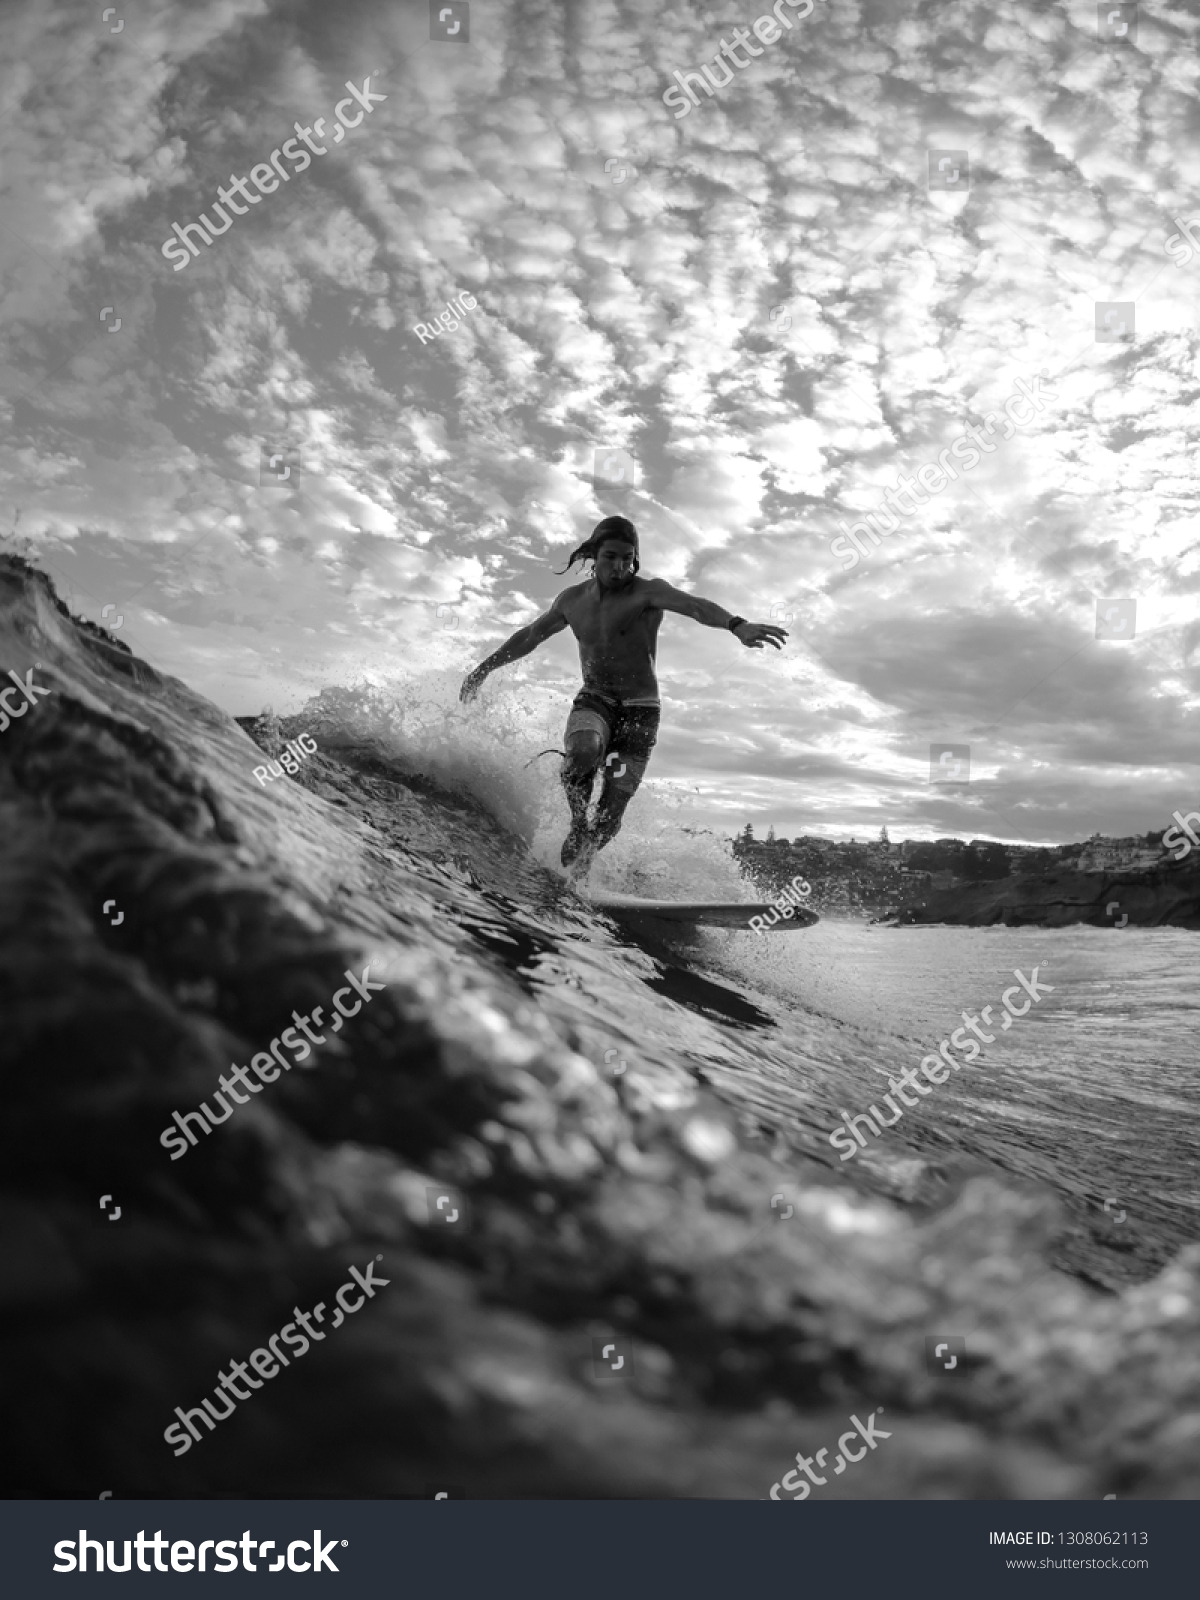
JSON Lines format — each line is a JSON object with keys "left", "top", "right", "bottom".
{"left": 2, "top": 0, "right": 1199, "bottom": 844}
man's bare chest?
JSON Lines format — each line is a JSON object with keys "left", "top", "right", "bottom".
{"left": 567, "top": 592, "right": 657, "bottom": 647}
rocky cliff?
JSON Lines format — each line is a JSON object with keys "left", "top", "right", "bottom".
{"left": 897, "top": 867, "right": 1200, "bottom": 929}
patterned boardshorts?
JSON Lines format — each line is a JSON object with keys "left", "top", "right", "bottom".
{"left": 564, "top": 688, "right": 660, "bottom": 783}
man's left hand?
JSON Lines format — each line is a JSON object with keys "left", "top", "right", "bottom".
{"left": 460, "top": 666, "right": 489, "bottom": 702}
{"left": 733, "top": 621, "right": 788, "bottom": 650}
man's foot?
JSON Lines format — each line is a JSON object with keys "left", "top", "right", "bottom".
{"left": 589, "top": 806, "right": 622, "bottom": 854}
{"left": 565, "top": 834, "right": 600, "bottom": 882}
{"left": 560, "top": 818, "right": 591, "bottom": 867}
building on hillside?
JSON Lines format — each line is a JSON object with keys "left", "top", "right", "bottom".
{"left": 1077, "top": 835, "right": 1168, "bottom": 873}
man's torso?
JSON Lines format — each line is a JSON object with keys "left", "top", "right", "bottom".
{"left": 557, "top": 577, "right": 662, "bottom": 700}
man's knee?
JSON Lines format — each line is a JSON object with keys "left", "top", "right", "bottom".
{"left": 563, "top": 732, "right": 604, "bottom": 776}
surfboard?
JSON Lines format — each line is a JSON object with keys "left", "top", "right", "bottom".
{"left": 584, "top": 890, "right": 819, "bottom": 931}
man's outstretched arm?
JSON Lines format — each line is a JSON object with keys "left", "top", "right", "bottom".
{"left": 643, "top": 580, "right": 788, "bottom": 651}
{"left": 459, "top": 600, "right": 569, "bottom": 702}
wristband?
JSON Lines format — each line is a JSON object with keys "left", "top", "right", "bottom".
{"left": 727, "top": 616, "right": 747, "bottom": 633}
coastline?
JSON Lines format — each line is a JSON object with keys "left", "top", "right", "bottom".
{"left": 892, "top": 867, "right": 1200, "bottom": 929}
{"left": 735, "top": 833, "right": 1200, "bottom": 930}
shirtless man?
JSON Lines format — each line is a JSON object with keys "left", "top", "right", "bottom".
{"left": 459, "top": 516, "right": 788, "bottom": 872}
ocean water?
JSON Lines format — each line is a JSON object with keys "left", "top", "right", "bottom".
{"left": 698, "top": 921, "right": 1200, "bottom": 1285}
{"left": 9, "top": 575, "right": 1199, "bottom": 1499}
{"left": 280, "top": 673, "right": 1200, "bottom": 1294}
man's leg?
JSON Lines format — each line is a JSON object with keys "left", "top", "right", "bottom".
{"left": 562, "top": 730, "right": 602, "bottom": 827}
{"left": 590, "top": 707, "right": 658, "bottom": 853}
{"left": 559, "top": 699, "right": 610, "bottom": 866}
{"left": 590, "top": 765, "right": 644, "bottom": 850}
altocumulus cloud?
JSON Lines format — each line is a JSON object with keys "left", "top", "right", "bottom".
{"left": 0, "top": 0, "right": 1197, "bottom": 843}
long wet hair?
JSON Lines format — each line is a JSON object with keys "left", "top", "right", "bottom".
{"left": 555, "top": 515, "right": 640, "bottom": 575}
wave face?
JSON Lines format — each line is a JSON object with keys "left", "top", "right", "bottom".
{"left": 3, "top": 556, "right": 1199, "bottom": 1499}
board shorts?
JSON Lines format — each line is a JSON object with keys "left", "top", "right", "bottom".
{"left": 564, "top": 688, "right": 660, "bottom": 790}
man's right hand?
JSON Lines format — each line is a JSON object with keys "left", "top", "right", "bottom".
{"left": 459, "top": 666, "right": 488, "bottom": 703}
{"left": 733, "top": 621, "right": 788, "bottom": 651}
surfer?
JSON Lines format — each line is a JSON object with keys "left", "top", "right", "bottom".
{"left": 459, "top": 516, "right": 787, "bottom": 873}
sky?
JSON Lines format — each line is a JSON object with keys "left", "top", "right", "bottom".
{"left": 2, "top": 0, "right": 1199, "bottom": 845}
